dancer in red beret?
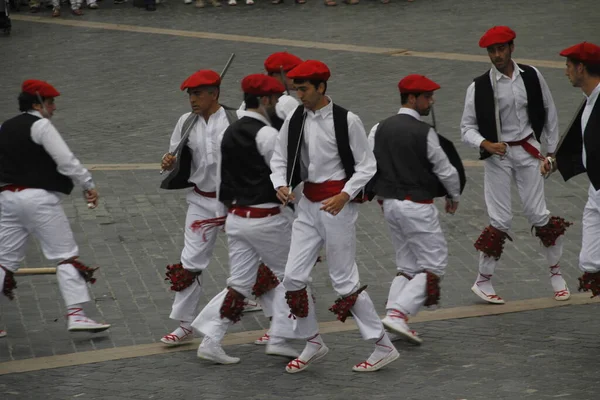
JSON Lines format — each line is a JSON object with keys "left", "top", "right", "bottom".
{"left": 368, "top": 75, "right": 461, "bottom": 345}
{"left": 239, "top": 52, "right": 303, "bottom": 131}
{"left": 159, "top": 69, "right": 239, "bottom": 347}
{"left": 269, "top": 60, "right": 399, "bottom": 373}
{"left": 460, "top": 26, "right": 570, "bottom": 304}
{"left": 0, "top": 79, "right": 110, "bottom": 338}
{"left": 550, "top": 42, "right": 600, "bottom": 297}
{"left": 193, "top": 74, "right": 308, "bottom": 364}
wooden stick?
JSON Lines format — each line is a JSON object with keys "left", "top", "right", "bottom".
{"left": 14, "top": 267, "right": 57, "bottom": 276}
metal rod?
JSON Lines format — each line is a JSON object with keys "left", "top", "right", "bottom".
{"left": 285, "top": 112, "right": 306, "bottom": 204}
{"left": 431, "top": 103, "right": 437, "bottom": 131}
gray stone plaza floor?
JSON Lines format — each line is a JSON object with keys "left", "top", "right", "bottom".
{"left": 0, "top": 0, "right": 599, "bottom": 398}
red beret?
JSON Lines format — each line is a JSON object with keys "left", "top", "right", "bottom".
{"left": 560, "top": 42, "right": 600, "bottom": 65}
{"left": 398, "top": 74, "right": 441, "bottom": 94}
{"left": 21, "top": 79, "right": 60, "bottom": 98}
{"left": 241, "top": 74, "right": 286, "bottom": 96}
{"left": 287, "top": 60, "right": 331, "bottom": 82}
{"left": 479, "top": 26, "right": 516, "bottom": 48}
{"left": 180, "top": 70, "right": 221, "bottom": 91}
{"left": 264, "top": 52, "right": 303, "bottom": 74}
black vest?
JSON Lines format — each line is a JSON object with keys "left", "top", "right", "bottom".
{"left": 0, "top": 113, "right": 74, "bottom": 194}
{"left": 286, "top": 103, "right": 354, "bottom": 188}
{"left": 371, "top": 114, "right": 440, "bottom": 202}
{"left": 474, "top": 64, "right": 546, "bottom": 160}
{"left": 219, "top": 116, "right": 279, "bottom": 206}
{"left": 556, "top": 97, "right": 600, "bottom": 190}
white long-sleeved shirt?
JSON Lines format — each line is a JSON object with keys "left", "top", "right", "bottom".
{"left": 169, "top": 107, "right": 230, "bottom": 192}
{"left": 368, "top": 108, "right": 461, "bottom": 202}
{"left": 0, "top": 111, "right": 94, "bottom": 191}
{"left": 582, "top": 82, "right": 600, "bottom": 168}
{"left": 270, "top": 97, "right": 376, "bottom": 199}
{"left": 219, "top": 110, "right": 280, "bottom": 208}
{"left": 461, "top": 61, "right": 559, "bottom": 153}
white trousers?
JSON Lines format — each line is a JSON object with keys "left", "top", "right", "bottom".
{"left": 192, "top": 209, "right": 295, "bottom": 341}
{"left": 479, "top": 140, "right": 562, "bottom": 274}
{"left": 169, "top": 190, "right": 223, "bottom": 323}
{"left": 382, "top": 199, "right": 447, "bottom": 316}
{"left": 0, "top": 189, "right": 90, "bottom": 306}
{"left": 273, "top": 196, "right": 383, "bottom": 341}
{"left": 580, "top": 184, "right": 600, "bottom": 273}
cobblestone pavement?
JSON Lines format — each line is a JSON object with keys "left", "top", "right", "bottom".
{"left": 0, "top": 0, "right": 599, "bottom": 397}
{"left": 2, "top": 304, "right": 600, "bottom": 400}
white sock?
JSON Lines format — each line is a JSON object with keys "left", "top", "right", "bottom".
{"left": 549, "top": 265, "right": 567, "bottom": 292}
{"left": 298, "top": 333, "right": 324, "bottom": 361}
{"left": 474, "top": 273, "right": 496, "bottom": 295}
{"left": 366, "top": 332, "right": 395, "bottom": 364}
{"left": 169, "top": 321, "right": 193, "bottom": 338}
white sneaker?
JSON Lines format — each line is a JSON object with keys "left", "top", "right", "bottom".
{"left": 352, "top": 348, "right": 399, "bottom": 372}
{"left": 382, "top": 316, "right": 422, "bottom": 345}
{"left": 184, "top": 0, "right": 192, "bottom": 3}
{"left": 266, "top": 342, "right": 300, "bottom": 359}
{"left": 254, "top": 332, "right": 269, "bottom": 345}
{"left": 160, "top": 325, "right": 194, "bottom": 346}
{"left": 245, "top": 0, "right": 253, "bottom": 4}
{"left": 471, "top": 284, "right": 505, "bottom": 304}
{"left": 0, "top": 330, "right": 6, "bottom": 338}
{"left": 87, "top": 2, "right": 98, "bottom": 8}
{"left": 68, "top": 318, "right": 111, "bottom": 333}
{"left": 197, "top": 337, "right": 240, "bottom": 364}
{"left": 286, "top": 345, "right": 329, "bottom": 374}
{"left": 227, "top": 0, "right": 236, "bottom": 5}
{"left": 244, "top": 299, "right": 262, "bottom": 313}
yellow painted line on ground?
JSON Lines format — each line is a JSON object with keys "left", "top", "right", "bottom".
{"left": 11, "top": 15, "right": 564, "bottom": 69}
{"left": 1, "top": 293, "right": 597, "bottom": 375}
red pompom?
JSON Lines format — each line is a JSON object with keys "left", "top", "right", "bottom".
{"left": 165, "top": 263, "right": 201, "bottom": 292}
{"left": 286, "top": 288, "right": 309, "bottom": 318}
{"left": 578, "top": 271, "right": 600, "bottom": 298}
{"left": 60, "top": 257, "right": 98, "bottom": 284}
{"left": 534, "top": 216, "right": 572, "bottom": 247}
{"left": 252, "top": 263, "right": 279, "bottom": 298}
{"left": 1, "top": 267, "right": 16, "bottom": 300}
{"left": 329, "top": 285, "right": 367, "bottom": 323}
{"left": 424, "top": 271, "right": 440, "bottom": 307}
{"left": 474, "top": 226, "right": 512, "bottom": 260}
{"left": 220, "top": 287, "right": 245, "bottom": 323}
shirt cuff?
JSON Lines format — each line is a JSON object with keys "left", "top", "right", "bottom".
{"left": 82, "top": 179, "right": 95, "bottom": 191}
{"left": 271, "top": 176, "right": 287, "bottom": 190}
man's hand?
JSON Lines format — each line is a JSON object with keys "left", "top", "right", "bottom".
{"left": 320, "top": 192, "right": 350, "bottom": 215}
{"left": 445, "top": 197, "right": 458, "bottom": 214}
{"left": 276, "top": 186, "right": 295, "bottom": 205}
{"left": 481, "top": 140, "right": 508, "bottom": 157}
{"left": 85, "top": 188, "right": 99, "bottom": 209}
{"left": 161, "top": 153, "right": 177, "bottom": 171}
{"left": 540, "top": 156, "right": 557, "bottom": 176}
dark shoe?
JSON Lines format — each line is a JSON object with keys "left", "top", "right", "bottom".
{"left": 146, "top": 3, "right": 156, "bottom": 10}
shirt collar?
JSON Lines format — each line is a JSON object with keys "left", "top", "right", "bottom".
{"left": 26, "top": 110, "right": 43, "bottom": 118}
{"left": 585, "top": 82, "right": 600, "bottom": 104}
{"left": 398, "top": 107, "right": 422, "bottom": 121}
{"left": 491, "top": 60, "right": 522, "bottom": 81}
{"left": 238, "top": 109, "right": 271, "bottom": 126}
{"left": 307, "top": 96, "right": 334, "bottom": 119}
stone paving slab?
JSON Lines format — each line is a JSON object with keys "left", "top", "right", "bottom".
{"left": 0, "top": 0, "right": 597, "bottom": 367}
{"left": 2, "top": 303, "right": 599, "bottom": 400}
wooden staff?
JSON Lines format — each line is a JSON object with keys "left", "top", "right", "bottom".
{"left": 14, "top": 267, "right": 57, "bottom": 276}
